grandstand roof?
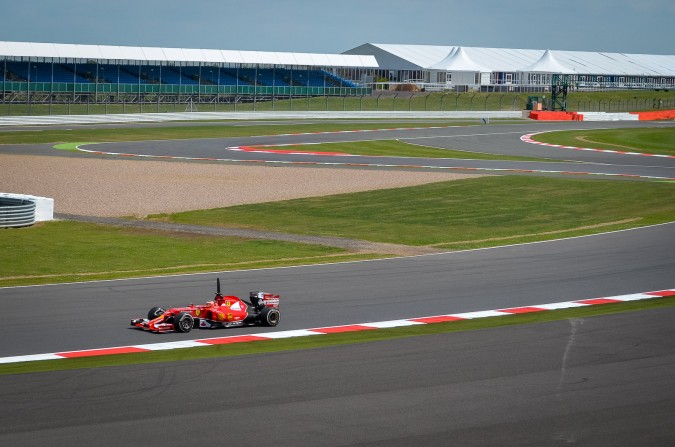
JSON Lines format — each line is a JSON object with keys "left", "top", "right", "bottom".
{"left": 0, "top": 41, "right": 378, "bottom": 68}
{"left": 344, "top": 43, "right": 675, "bottom": 75}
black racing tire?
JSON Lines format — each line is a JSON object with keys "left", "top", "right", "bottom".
{"left": 260, "top": 307, "right": 280, "bottom": 327}
{"left": 174, "top": 312, "right": 194, "bottom": 333}
{"left": 147, "top": 306, "right": 165, "bottom": 320}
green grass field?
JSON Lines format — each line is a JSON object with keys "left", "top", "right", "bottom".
{"left": 533, "top": 128, "right": 675, "bottom": 156}
{"left": 280, "top": 139, "right": 556, "bottom": 161}
{"left": 151, "top": 176, "right": 675, "bottom": 247}
{"left": 3, "top": 176, "right": 672, "bottom": 286}
{"left": 0, "top": 221, "right": 380, "bottom": 287}
{"left": 0, "top": 121, "right": 483, "bottom": 145}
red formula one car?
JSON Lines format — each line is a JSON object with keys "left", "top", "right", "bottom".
{"left": 131, "top": 279, "right": 280, "bottom": 333}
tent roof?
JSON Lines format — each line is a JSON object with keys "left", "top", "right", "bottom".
{"left": 428, "top": 47, "right": 489, "bottom": 72}
{"left": 0, "top": 41, "right": 379, "bottom": 68}
{"left": 359, "top": 43, "right": 675, "bottom": 75}
{"left": 518, "top": 50, "right": 575, "bottom": 73}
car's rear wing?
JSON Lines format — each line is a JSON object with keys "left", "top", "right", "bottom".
{"left": 250, "top": 291, "right": 280, "bottom": 309}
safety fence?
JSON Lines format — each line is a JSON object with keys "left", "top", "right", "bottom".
{"left": 1, "top": 90, "right": 673, "bottom": 116}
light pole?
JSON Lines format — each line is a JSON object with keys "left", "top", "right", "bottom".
{"left": 101, "top": 67, "right": 106, "bottom": 113}
{"left": 138, "top": 64, "right": 141, "bottom": 113}
{"left": 209, "top": 69, "right": 215, "bottom": 111}
{"left": 33, "top": 64, "right": 38, "bottom": 114}
{"left": 96, "top": 63, "right": 99, "bottom": 106}
{"left": 27, "top": 62, "right": 31, "bottom": 115}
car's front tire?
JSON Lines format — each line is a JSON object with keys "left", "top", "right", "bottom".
{"left": 174, "top": 312, "right": 194, "bottom": 333}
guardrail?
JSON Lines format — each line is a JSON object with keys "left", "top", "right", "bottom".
{"left": 0, "top": 196, "right": 36, "bottom": 228}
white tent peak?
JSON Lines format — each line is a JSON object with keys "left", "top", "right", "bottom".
{"left": 428, "top": 46, "right": 489, "bottom": 72}
{"left": 519, "top": 49, "right": 575, "bottom": 73}
{"left": 428, "top": 47, "right": 457, "bottom": 69}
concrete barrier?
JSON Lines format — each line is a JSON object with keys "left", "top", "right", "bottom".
{"left": 529, "top": 111, "right": 583, "bottom": 121}
{"left": 630, "top": 110, "right": 675, "bottom": 120}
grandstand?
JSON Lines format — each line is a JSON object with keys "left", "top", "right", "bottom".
{"left": 2, "top": 40, "right": 674, "bottom": 110}
{"left": 0, "top": 41, "right": 376, "bottom": 107}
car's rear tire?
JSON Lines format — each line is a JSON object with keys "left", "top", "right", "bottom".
{"left": 174, "top": 312, "right": 194, "bottom": 333}
{"left": 147, "top": 307, "right": 165, "bottom": 320}
{"left": 260, "top": 307, "right": 280, "bottom": 327}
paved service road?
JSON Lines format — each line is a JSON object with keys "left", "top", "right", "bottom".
{"left": 1, "top": 307, "right": 673, "bottom": 446}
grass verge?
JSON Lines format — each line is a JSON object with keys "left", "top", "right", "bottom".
{"left": 279, "top": 139, "right": 556, "bottom": 161}
{"left": 2, "top": 177, "right": 673, "bottom": 287}
{"left": 151, "top": 176, "right": 675, "bottom": 247}
{"left": 2, "top": 296, "right": 673, "bottom": 375}
{"left": 533, "top": 128, "right": 675, "bottom": 156}
{"left": 0, "top": 221, "right": 383, "bottom": 287}
{"left": 0, "top": 121, "right": 482, "bottom": 145}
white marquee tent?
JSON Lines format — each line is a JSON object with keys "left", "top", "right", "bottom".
{"left": 518, "top": 50, "right": 575, "bottom": 74}
{"left": 344, "top": 43, "right": 675, "bottom": 77}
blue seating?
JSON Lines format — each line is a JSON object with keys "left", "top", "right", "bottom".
{"left": 322, "top": 69, "right": 359, "bottom": 88}
{"left": 292, "top": 70, "right": 327, "bottom": 87}
{"left": 217, "top": 69, "right": 243, "bottom": 85}
{"left": 161, "top": 67, "right": 198, "bottom": 85}
{"left": 1, "top": 62, "right": 360, "bottom": 88}
{"left": 4, "top": 61, "right": 88, "bottom": 82}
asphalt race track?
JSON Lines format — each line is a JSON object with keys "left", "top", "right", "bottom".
{"left": 1, "top": 118, "right": 674, "bottom": 444}
{"left": 69, "top": 121, "right": 675, "bottom": 180}
{"left": 2, "top": 120, "right": 675, "bottom": 180}
{"left": 1, "top": 308, "right": 674, "bottom": 446}
{"left": 1, "top": 221, "right": 674, "bottom": 357}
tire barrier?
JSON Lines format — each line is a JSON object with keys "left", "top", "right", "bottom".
{"left": 0, "top": 196, "right": 36, "bottom": 228}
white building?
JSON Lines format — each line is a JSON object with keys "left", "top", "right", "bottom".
{"left": 343, "top": 43, "right": 675, "bottom": 91}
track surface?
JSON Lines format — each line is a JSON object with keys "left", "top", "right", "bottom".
{"left": 1, "top": 222, "right": 674, "bottom": 357}
{"left": 2, "top": 121, "right": 675, "bottom": 179}
{"left": 1, "top": 118, "right": 674, "bottom": 444}
{"left": 2, "top": 307, "right": 674, "bottom": 446}
{"left": 71, "top": 120, "right": 675, "bottom": 180}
